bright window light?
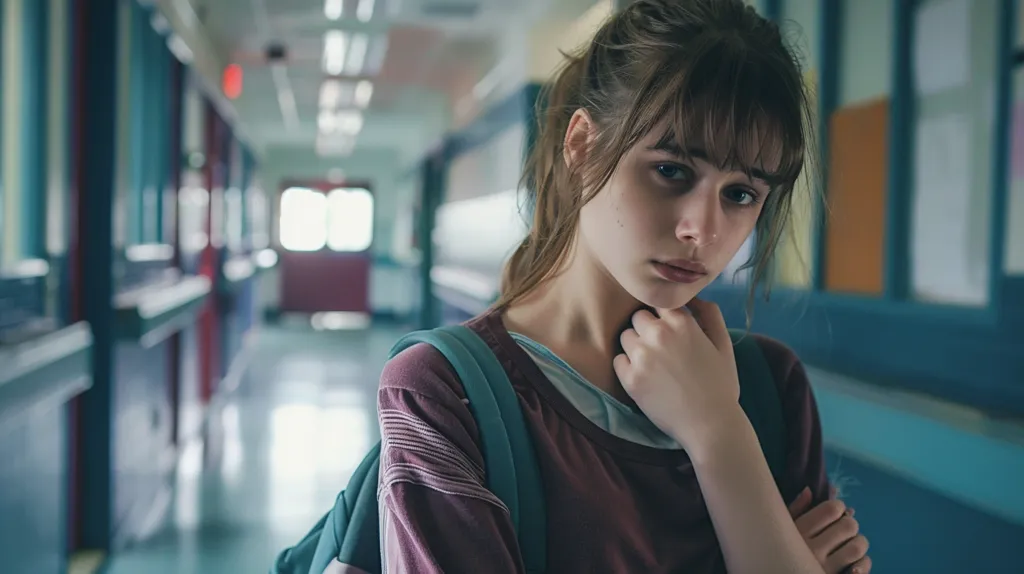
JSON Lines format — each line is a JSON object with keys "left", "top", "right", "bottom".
{"left": 279, "top": 187, "right": 328, "bottom": 251}
{"left": 347, "top": 33, "right": 369, "bottom": 75}
{"left": 356, "top": 0, "right": 376, "bottom": 22}
{"left": 324, "top": 0, "right": 343, "bottom": 20}
{"left": 323, "top": 31, "right": 347, "bottom": 76}
{"left": 354, "top": 80, "right": 374, "bottom": 108}
{"left": 335, "top": 110, "right": 364, "bottom": 134}
{"left": 327, "top": 188, "right": 374, "bottom": 252}
{"left": 319, "top": 80, "right": 341, "bottom": 108}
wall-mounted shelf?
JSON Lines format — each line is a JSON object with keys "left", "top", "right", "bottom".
{"left": 0, "top": 322, "right": 93, "bottom": 436}
{"left": 114, "top": 275, "right": 211, "bottom": 348}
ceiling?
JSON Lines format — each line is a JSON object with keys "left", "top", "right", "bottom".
{"left": 182, "top": 0, "right": 599, "bottom": 165}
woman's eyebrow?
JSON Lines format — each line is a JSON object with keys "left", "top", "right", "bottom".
{"left": 646, "top": 140, "right": 782, "bottom": 187}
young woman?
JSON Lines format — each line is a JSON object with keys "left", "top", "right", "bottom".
{"left": 377, "top": 1, "right": 871, "bottom": 572}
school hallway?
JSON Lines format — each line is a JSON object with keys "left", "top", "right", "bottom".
{"left": 4, "top": 0, "right": 1024, "bottom": 572}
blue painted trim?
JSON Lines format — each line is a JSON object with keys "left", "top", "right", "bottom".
{"left": 78, "top": 0, "right": 120, "bottom": 549}
{"left": 0, "top": 0, "right": 4, "bottom": 261}
{"left": 21, "top": 0, "right": 49, "bottom": 259}
{"left": 153, "top": 21, "right": 169, "bottom": 245}
{"left": 128, "top": 0, "right": 147, "bottom": 245}
{"left": 884, "top": 0, "right": 914, "bottom": 300}
{"left": 812, "top": 0, "right": 839, "bottom": 292}
{"left": 989, "top": 0, "right": 1017, "bottom": 308}
{"left": 418, "top": 152, "right": 444, "bottom": 329}
{"left": 701, "top": 282, "right": 1023, "bottom": 416}
{"left": 809, "top": 367, "right": 1024, "bottom": 527}
{"left": 59, "top": 0, "right": 76, "bottom": 327}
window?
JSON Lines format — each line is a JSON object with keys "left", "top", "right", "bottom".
{"left": 326, "top": 187, "right": 373, "bottom": 252}
{"left": 909, "top": 0, "right": 1000, "bottom": 305}
{"left": 781, "top": 0, "right": 819, "bottom": 74}
{"left": 279, "top": 187, "right": 328, "bottom": 251}
{"left": 839, "top": 0, "right": 892, "bottom": 107}
{"left": 278, "top": 186, "right": 373, "bottom": 253}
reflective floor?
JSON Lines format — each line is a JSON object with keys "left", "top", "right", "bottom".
{"left": 104, "top": 324, "right": 408, "bottom": 574}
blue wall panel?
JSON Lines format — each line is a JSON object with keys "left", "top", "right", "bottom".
{"left": 0, "top": 406, "right": 67, "bottom": 574}
{"left": 825, "top": 450, "right": 1023, "bottom": 573}
{"left": 111, "top": 340, "right": 172, "bottom": 547}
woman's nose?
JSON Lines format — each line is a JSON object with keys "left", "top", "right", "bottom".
{"left": 674, "top": 185, "right": 722, "bottom": 247}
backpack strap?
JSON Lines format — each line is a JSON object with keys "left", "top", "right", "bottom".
{"left": 729, "top": 329, "right": 787, "bottom": 487}
{"left": 389, "top": 325, "right": 547, "bottom": 574}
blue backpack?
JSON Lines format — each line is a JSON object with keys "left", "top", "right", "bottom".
{"left": 270, "top": 324, "right": 785, "bottom": 574}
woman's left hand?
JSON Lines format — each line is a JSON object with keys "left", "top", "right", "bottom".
{"left": 614, "top": 299, "right": 743, "bottom": 453}
{"left": 788, "top": 488, "right": 872, "bottom": 574}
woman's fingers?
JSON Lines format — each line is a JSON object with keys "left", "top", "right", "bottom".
{"left": 795, "top": 499, "right": 847, "bottom": 538}
{"left": 788, "top": 487, "right": 813, "bottom": 519}
{"left": 825, "top": 536, "right": 870, "bottom": 574}
{"left": 684, "top": 298, "right": 732, "bottom": 355}
{"left": 812, "top": 515, "right": 860, "bottom": 560}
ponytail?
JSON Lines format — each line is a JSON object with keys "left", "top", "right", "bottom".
{"left": 496, "top": 54, "right": 587, "bottom": 308}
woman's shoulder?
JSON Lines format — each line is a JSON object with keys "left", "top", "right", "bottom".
{"left": 379, "top": 314, "right": 497, "bottom": 402}
{"left": 746, "top": 333, "right": 811, "bottom": 395}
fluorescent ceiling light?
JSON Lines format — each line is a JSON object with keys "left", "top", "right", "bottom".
{"left": 354, "top": 80, "right": 374, "bottom": 108}
{"left": 324, "top": 0, "right": 343, "bottom": 20}
{"left": 356, "top": 0, "right": 376, "bottom": 22}
{"left": 323, "top": 31, "right": 347, "bottom": 76}
{"left": 347, "top": 33, "right": 369, "bottom": 75}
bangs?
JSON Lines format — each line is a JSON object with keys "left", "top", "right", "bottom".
{"left": 629, "top": 34, "right": 807, "bottom": 189}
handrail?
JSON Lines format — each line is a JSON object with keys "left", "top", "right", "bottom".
{"left": 114, "top": 275, "right": 211, "bottom": 347}
{"left": 809, "top": 365, "right": 1024, "bottom": 527}
{"left": 0, "top": 322, "right": 93, "bottom": 436}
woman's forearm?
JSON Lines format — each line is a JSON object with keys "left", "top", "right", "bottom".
{"left": 685, "top": 409, "right": 824, "bottom": 574}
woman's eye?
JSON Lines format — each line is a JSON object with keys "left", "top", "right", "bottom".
{"left": 655, "top": 164, "right": 688, "bottom": 180}
{"left": 725, "top": 187, "right": 758, "bottom": 206}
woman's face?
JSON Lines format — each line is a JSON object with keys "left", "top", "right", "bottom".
{"left": 570, "top": 112, "right": 777, "bottom": 310}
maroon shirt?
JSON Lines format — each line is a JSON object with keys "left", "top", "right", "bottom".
{"left": 377, "top": 310, "right": 830, "bottom": 573}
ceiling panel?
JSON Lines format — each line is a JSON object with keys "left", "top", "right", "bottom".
{"left": 193, "top": 0, "right": 599, "bottom": 162}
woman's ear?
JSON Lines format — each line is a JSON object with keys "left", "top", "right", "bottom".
{"left": 563, "top": 108, "right": 595, "bottom": 171}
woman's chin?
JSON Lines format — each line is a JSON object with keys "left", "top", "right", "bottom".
{"left": 628, "top": 281, "right": 701, "bottom": 311}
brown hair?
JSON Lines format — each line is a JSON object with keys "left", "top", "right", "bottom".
{"left": 496, "top": 0, "right": 815, "bottom": 314}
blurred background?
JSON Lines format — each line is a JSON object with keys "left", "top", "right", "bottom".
{"left": 0, "top": 0, "right": 1022, "bottom": 572}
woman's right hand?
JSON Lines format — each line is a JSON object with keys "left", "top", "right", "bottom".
{"left": 788, "top": 488, "right": 872, "bottom": 574}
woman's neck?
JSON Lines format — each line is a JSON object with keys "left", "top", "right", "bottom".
{"left": 502, "top": 244, "right": 642, "bottom": 400}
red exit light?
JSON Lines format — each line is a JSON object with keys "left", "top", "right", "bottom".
{"left": 223, "top": 64, "right": 243, "bottom": 99}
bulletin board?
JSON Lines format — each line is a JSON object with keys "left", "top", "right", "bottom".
{"left": 824, "top": 98, "right": 889, "bottom": 295}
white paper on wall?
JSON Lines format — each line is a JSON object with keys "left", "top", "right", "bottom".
{"left": 913, "top": 0, "right": 970, "bottom": 96}
{"left": 911, "top": 113, "right": 987, "bottom": 305}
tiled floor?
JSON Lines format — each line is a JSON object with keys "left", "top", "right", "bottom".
{"left": 103, "top": 324, "right": 409, "bottom": 574}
